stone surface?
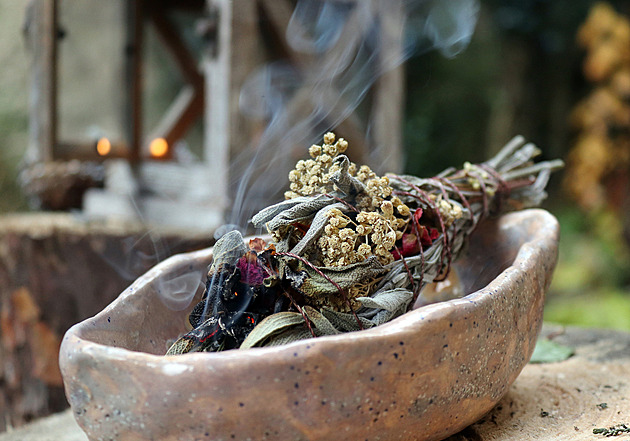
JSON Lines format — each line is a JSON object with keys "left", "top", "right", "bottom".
{"left": 59, "top": 209, "right": 560, "bottom": 441}
{"left": 8, "top": 325, "right": 630, "bottom": 441}
{"left": 446, "top": 325, "right": 630, "bottom": 441}
{"left": 0, "top": 409, "right": 87, "bottom": 441}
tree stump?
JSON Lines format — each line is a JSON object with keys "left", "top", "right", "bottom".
{"left": 0, "top": 213, "right": 212, "bottom": 431}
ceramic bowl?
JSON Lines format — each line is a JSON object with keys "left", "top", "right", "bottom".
{"left": 60, "top": 209, "right": 559, "bottom": 441}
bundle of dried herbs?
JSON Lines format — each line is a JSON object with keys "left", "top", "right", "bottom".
{"left": 166, "top": 133, "right": 562, "bottom": 355}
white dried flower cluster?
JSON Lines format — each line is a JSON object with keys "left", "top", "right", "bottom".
{"left": 284, "top": 132, "right": 351, "bottom": 199}
{"left": 430, "top": 195, "right": 464, "bottom": 227}
{"left": 282, "top": 132, "right": 413, "bottom": 267}
{"left": 317, "top": 198, "right": 409, "bottom": 267}
{"left": 356, "top": 169, "right": 394, "bottom": 211}
{"left": 463, "top": 162, "right": 496, "bottom": 196}
{"left": 284, "top": 132, "right": 401, "bottom": 212}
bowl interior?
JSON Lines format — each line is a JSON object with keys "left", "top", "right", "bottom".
{"left": 77, "top": 212, "right": 536, "bottom": 355}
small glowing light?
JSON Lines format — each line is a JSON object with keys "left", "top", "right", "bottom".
{"left": 96, "top": 138, "right": 111, "bottom": 156}
{"left": 149, "top": 138, "right": 169, "bottom": 158}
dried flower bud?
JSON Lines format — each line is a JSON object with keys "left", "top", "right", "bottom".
{"left": 381, "top": 200, "right": 394, "bottom": 216}
{"left": 338, "top": 228, "right": 354, "bottom": 240}
{"left": 338, "top": 138, "right": 348, "bottom": 153}
{"left": 371, "top": 232, "right": 381, "bottom": 244}
{"left": 357, "top": 243, "right": 371, "bottom": 256}
{"left": 356, "top": 212, "right": 368, "bottom": 223}
{"left": 324, "top": 224, "right": 338, "bottom": 236}
{"left": 356, "top": 224, "right": 371, "bottom": 235}
{"left": 319, "top": 154, "right": 333, "bottom": 165}
{"left": 329, "top": 163, "right": 341, "bottom": 175}
{"left": 374, "top": 244, "right": 388, "bottom": 256}
{"left": 309, "top": 144, "right": 322, "bottom": 158}
{"left": 318, "top": 236, "right": 328, "bottom": 248}
{"left": 288, "top": 170, "right": 300, "bottom": 182}
{"left": 323, "top": 144, "right": 338, "bottom": 156}
{"left": 397, "top": 204, "right": 411, "bottom": 216}
{"left": 323, "top": 132, "right": 335, "bottom": 144}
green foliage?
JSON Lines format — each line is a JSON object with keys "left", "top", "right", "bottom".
{"left": 403, "top": 17, "right": 500, "bottom": 177}
{"left": 0, "top": 107, "right": 29, "bottom": 213}
{"left": 544, "top": 290, "right": 630, "bottom": 331}
{"left": 546, "top": 205, "right": 630, "bottom": 331}
{"left": 551, "top": 206, "right": 630, "bottom": 291}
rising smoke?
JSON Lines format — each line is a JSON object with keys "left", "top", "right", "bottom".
{"left": 223, "top": 0, "right": 480, "bottom": 235}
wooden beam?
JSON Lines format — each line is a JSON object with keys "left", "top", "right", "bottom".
{"left": 146, "top": 85, "right": 204, "bottom": 153}
{"left": 144, "top": 4, "right": 205, "bottom": 156}
{"left": 54, "top": 141, "right": 130, "bottom": 161}
{"left": 153, "top": 0, "right": 205, "bottom": 12}
{"left": 149, "top": 8, "right": 204, "bottom": 87}
{"left": 257, "top": 0, "right": 312, "bottom": 70}
{"left": 27, "top": 0, "right": 58, "bottom": 163}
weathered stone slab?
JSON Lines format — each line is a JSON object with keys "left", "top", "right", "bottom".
{"left": 446, "top": 324, "right": 630, "bottom": 440}
{"left": 0, "top": 409, "right": 86, "bottom": 441}
{"left": 3, "top": 326, "right": 630, "bottom": 440}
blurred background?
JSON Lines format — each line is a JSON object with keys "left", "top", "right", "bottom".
{"left": 1, "top": 0, "right": 630, "bottom": 430}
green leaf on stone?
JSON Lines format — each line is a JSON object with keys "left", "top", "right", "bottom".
{"left": 529, "top": 338, "right": 574, "bottom": 364}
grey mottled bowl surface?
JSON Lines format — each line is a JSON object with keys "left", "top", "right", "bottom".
{"left": 60, "top": 209, "right": 559, "bottom": 441}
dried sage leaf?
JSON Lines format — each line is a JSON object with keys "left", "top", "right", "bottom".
{"left": 290, "top": 202, "right": 347, "bottom": 255}
{"left": 240, "top": 312, "right": 305, "bottom": 349}
{"left": 259, "top": 194, "right": 336, "bottom": 231}
{"left": 211, "top": 230, "right": 248, "bottom": 269}
{"left": 296, "top": 257, "right": 387, "bottom": 296}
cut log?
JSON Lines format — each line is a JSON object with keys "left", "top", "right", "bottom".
{"left": 0, "top": 213, "right": 212, "bottom": 431}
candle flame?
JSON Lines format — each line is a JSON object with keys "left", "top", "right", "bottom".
{"left": 150, "top": 138, "right": 169, "bottom": 158}
{"left": 96, "top": 138, "right": 112, "bottom": 156}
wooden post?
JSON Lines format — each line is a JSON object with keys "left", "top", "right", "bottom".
{"left": 203, "top": 0, "right": 232, "bottom": 215}
{"left": 124, "top": 0, "right": 143, "bottom": 164}
{"left": 257, "top": 0, "right": 369, "bottom": 164}
{"left": 370, "top": 0, "right": 405, "bottom": 174}
{"left": 27, "top": 0, "right": 57, "bottom": 163}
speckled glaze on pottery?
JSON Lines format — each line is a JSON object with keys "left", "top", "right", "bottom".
{"left": 60, "top": 209, "right": 559, "bottom": 441}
